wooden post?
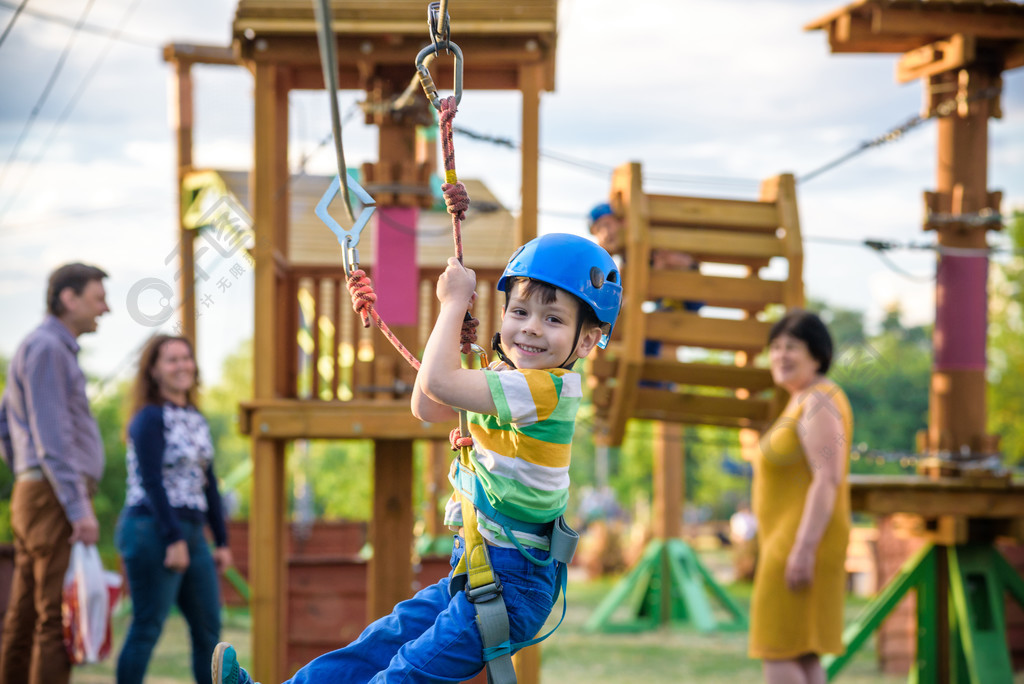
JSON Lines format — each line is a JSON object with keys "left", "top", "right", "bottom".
{"left": 926, "top": 68, "right": 997, "bottom": 455}
{"left": 653, "top": 421, "right": 683, "bottom": 624}
{"left": 171, "top": 60, "right": 196, "bottom": 346}
{"left": 652, "top": 422, "right": 683, "bottom": 541}
{"left": 368, "top": 440, "right": 415, "bottom": 620}
{"left": 518, "top": 63, "right": 543, "bottom": 246}
{"left": 425, "top": 441, "right": 450, "bottom": 539}
{"left": 250, "top": 61, "right": 290, "bottom": 684}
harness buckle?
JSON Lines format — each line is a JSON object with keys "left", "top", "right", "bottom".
{"left": 466, "top": 579, "right": 503, "bottom": 604}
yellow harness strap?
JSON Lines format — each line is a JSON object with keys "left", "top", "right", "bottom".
{"left": 451, "top": 441, "right": 497, "bottom": 591}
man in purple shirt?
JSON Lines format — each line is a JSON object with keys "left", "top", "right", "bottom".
{"left": 0, "top": 262, "right": 110, "bottom": 684}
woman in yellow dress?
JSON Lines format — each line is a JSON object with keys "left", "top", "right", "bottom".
{"left": 749, "top": 310, "right": 853, "bottom": 684}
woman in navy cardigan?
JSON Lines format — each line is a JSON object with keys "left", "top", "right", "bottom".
{"left": 116, "top": 334, "right": 232, "bottom": 684}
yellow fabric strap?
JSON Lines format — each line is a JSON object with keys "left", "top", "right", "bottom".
{"left": 452, "top": 446, "right": 496, "bottom": 589}
{"left": 445, "top": 169, "right": 458, "bottom": 185}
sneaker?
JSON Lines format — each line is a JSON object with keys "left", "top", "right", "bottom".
{"left": 212, "top": 642, "right": 255, "bottom": 684}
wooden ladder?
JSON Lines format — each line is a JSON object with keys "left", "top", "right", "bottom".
{"left": 590, "top": 162, "right": 804, "bottom": 445}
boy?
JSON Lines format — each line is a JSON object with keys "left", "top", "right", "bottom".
{"left": 213, "top": 233, "right": 621, "bottom": 684}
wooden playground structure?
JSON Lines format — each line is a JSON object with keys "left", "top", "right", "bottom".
{"left": 159, "top": 0, "right": 1024, "bottom": 682}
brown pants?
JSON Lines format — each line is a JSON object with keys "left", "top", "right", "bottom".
{"left": 0, "top": 479, "right": 74, "bottom": 684}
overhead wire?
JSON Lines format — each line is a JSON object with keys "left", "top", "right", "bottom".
{"left": 0, "top": 0, "right": 28, "bottom": 48}
{"left": 798, "top": 86, "right": 1003, "bottom": 185}
{"left": 0, "top": 0, "right": 97, "bottom": 191}
{"left": 0, "top": 0, "right": 146, "bottom": 220}
{"left": 0, "top": 0, "right": 155, "bottom": 48}
{"left": 452, "top": 125, "right": 762, "bottom": 189}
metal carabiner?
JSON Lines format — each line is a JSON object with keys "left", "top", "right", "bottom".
{"left": 427, "top": 2, "right": 450, "bottom": 55}
{"left": 415, "top": 40, "right": 464, "bottom": 110}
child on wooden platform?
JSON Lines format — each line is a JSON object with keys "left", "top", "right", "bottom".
{"left": 213, "top": 233, "right": 622, "bottom": 684}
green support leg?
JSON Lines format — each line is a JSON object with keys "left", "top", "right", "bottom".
{"left": 673, "top": 540, "right": 748, "bottom": 630}
{"left": 826, "top": 542, "right": 1024, "bottom": 684}
{"left": 948, "top": 545, "right": 1014, "bottom": 684}
{"left": 910, "top": 546, "right": 939, "bottom": 684}
{"left": 584, "top": 538, "right": 747, "bottom": 633}
{"left": 584, "top": 540, "right": 663, "bottom": 633}
{"left": 824, "top": 544, "right": 935, "bottom": 680}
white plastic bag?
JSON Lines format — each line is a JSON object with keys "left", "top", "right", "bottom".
{"left": 62, "top": 542, "right": 122, "bottom": 664}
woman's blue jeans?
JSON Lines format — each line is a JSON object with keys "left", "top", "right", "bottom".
{"left": 115, "top": 511, "right": 221, "bottom": 684}
{"left": 284, "top": 536, "right": 558, "bottom": 683}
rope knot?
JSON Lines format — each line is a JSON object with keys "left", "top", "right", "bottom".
{"left": 438, "top": 95, "right": 458, "bottom": 125}
{"left": 449, "top": 427, "right": 474, "bottom": 451}
{"left": 460, "top": 315, "right": 479, "bottom": 355}
{"left": 443, "top": 181, "right": 470, "bottom": 220}
{"left": 346, "top": 269, "right": 377, "bottom": 327}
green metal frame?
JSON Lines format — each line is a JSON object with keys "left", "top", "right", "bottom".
{"left": 583, "top": 538, "right": 747, "bottom": 633}
{"left": 824, "top": 543, "right": 1024, "bottom": 683}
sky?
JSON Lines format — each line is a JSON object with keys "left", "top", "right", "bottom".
{"left": 1, "top": 0, "right": 1023, "bottom": 386}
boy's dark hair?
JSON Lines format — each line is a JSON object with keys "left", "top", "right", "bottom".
{"left": 47, "top": 263, "right": 108, "bottom": 316}
{"left": 768, "top": 309, "right": 834, "bottom": 374}
{"left": 508, "top": 277, "right": 604, "bottom": 333}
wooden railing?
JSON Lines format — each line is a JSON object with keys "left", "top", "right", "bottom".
{"left": 282, "top": 265, "right": 506, "bottom": 402}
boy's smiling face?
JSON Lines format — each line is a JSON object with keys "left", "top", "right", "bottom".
{"left": 500, "top": 280, "right": 581, "bottom": 370}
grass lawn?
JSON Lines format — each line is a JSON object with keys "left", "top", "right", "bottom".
{"left": 70, "top": 570, "right": 1023, "bottom": 683}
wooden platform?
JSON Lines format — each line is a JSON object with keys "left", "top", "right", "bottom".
{"left": 231, "top": 0, "right": 559, "bottom": 91}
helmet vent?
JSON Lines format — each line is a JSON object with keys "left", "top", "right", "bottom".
{"left": 590, "top": 267, "right": 605, "bottom": 289}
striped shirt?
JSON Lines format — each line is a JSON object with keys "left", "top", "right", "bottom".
{"left": 445, "top": 361, "right": 582, "bottom": 549}
{"left": 0, "top": 316, "right": 104, "bottom": 523}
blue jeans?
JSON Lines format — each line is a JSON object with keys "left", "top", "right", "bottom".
{"left": 115, "top": 511, "right": 221, "bottom": 684}
{"left": 284, "top": 536, "right": 558, "bottom": 683}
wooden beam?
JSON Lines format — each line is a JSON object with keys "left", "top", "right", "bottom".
{"left": 162, "top": 42, "right": 240, "bottom": 66}
{"left": 896, "top": 34, "right": 975, "bottom": 85}
{"left": 1006, "top": 41, "right": 1024, "bottom": 71}
{"left": 367, "top": 440, "right": 415, "bottom": 621}
{"left": 652, "top": 422, "right": 683, "bottom": 540}
{"left": 649, "top": 227, "right": 784, "bottom": 260}
{"left": 235, "top": 19, "right": 556, "bottom": 36}
{"left": 646, "top": 311, "right": 773, "bottom": 350}
{"left": 803, "top": 0, "right": 873, "bottom": 32}
{"left": 250, "top": 439, "right": 287, "bottom": 683}
{"left": 591, "top": 358, "right": 776, "bottom": 392}
{"left": 606, "top": 162, "right": 649, "bottom": 446}
{"left": 633, "top": 410, "right": 766, "bottom": 431}
{"left": 872, "top": 7, "right": 1024, "bottom": 42}
{"left": 250, "top": 61, "right": 289, "bottom": 684}
{"left": 827, "top": 13, "right": 926, "bottom": 54}
{"left": 518, "top": 62, "right": 543, "bottom": 245}
{"left": 647, "top": 194, "right": 779, "bottom": 232}
{"left": 172, "top": 60, "right": 196, "bottom": 346}
{"left": 849, "top": 477, "right": 1024, "bottom": 517}
{"left": 761, "top": 174, "right": 803, "bottom": 309}
{"left": 635, "top": 389, "right": 772, "bottom": 422}
{"left": 647, "top": 270, "right": 785, "bottom": 309}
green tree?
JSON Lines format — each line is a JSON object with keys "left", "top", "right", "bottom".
{"left": 988, "top": 211, "right": 1024, "bottom": 466}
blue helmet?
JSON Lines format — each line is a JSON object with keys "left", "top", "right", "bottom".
{"left": 588, "top": 202, "right": 614, "bottom": 227}
{"left": 496, "top": 233, "right": 622, "bottom": 349}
